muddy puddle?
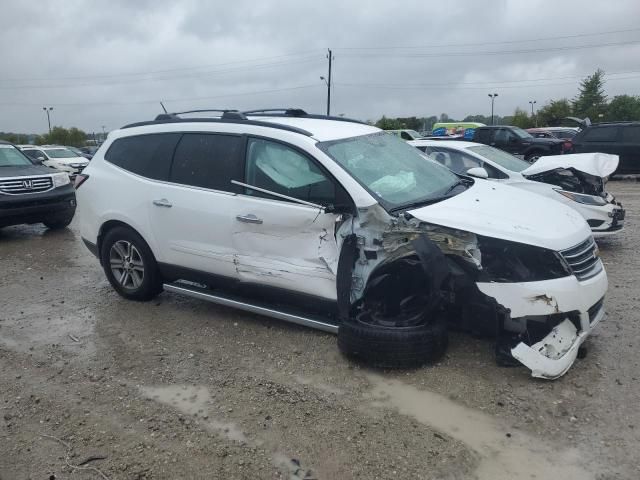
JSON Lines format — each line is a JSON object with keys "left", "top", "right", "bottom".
{"left": 367, "top": 375, "right": 594, "bottom": 480}
{"left": 140, "top": 384, "right": 247, "bottom": 443}
{"left": 141, "top": 384, "right": 314, "bottom": 479}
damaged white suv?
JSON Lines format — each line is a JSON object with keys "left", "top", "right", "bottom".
{"left": 76, "top": 109, "right": 608, "bottom": 379}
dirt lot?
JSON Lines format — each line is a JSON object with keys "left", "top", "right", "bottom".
{"left": 1, "top": 182, "right": 639, "bottom": 480}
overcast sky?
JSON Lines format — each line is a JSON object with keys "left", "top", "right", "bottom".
{"left": 1, "top": 0, "right": 640, "bottom": 134}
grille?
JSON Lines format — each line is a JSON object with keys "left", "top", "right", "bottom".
{"left": 0, "top": 176, "right": 53, "bottom": 195}
{"left": 560, "top": 237, "right": 603, "bottom": 281}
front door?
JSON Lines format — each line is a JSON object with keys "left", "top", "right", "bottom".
{"left": 230, "top": 138, "right": 343, "bottom": 300}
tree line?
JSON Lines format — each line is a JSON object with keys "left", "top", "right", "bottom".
{"left": 0, "top": 126, "right": 95, "bottom": 147}
{"left": 374, "top": 69, "right": 640, "bottom": 131}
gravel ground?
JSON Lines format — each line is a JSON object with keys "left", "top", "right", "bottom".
{"left": 1, "top": 181, "right": 638, "bottom": 480}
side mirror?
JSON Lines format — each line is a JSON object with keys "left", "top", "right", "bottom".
{"left": 509, "top": 136, "right": 518, "bottom": 143}
{"left": 324, "top": 203, "right": 352, "bottom": 215}
{"left": 466, "top": 167, "right": 489, "bottom": 179}
{"left": 37, "top": 156, "right": 46, "bottom": 161}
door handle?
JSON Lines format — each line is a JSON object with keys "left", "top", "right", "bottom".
{"left": 236, "top": 214, "right": 263, "bottom": 224}
{"left": 152, "top": 198, "right": 172, "bottom": 208}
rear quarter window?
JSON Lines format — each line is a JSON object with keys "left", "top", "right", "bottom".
{"left": 581, "top": 126, "right": 619, "bottom": 142}
{"left": 105, "top": 133, "right": 181, "bottom": 180}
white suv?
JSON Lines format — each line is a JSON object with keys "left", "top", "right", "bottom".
{"left": 20, "top": 145, "right": 89, "bottom": 178}
{"left": 76, "top": 109, "right": 608, "bottom": 379}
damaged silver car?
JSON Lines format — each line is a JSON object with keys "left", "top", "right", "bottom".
{"left": 77, "top": 108, "right": 608, "bottom": 379}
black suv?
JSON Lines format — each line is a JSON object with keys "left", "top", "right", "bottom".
{"left": 472, "top": 125, "right": 566, "bottom": 161}
{"left": 571, "top": 122, "right": 640, "bottom": 174}
{"left": 0, "top": 141, "right": 77, "bottom": 230}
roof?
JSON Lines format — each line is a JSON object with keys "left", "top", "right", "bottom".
{"left": 121, "top": 109, "right": 378, "bottom": 142}
{"left": 252, "top": 116, "right": 378, "bottom": 141}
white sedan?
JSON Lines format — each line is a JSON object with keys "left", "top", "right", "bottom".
{"left": 409, "top": 140, "right": 625, "bottom": 237}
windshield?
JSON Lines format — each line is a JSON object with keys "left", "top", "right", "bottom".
{"left": 317, "top": 132, "right": 462, "bottom": 211}
{"left": 44, "top": 148, "right": 78, "bottom": 159}
{"left": 0, "top": 145, "right": 34, "bottom": 167}
{"left": 467, "top": 145, "right": 531, "bottom": 172}
{"left": 512, "top": 127, "right": 533, "bottom": 139}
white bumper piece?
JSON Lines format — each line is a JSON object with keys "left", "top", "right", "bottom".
{"left": 477, "top": 270, "right": 607, "bottom": 379}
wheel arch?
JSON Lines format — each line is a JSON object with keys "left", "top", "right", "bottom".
{"left": 97, "top": 220, "right": 155, "bottom": 265}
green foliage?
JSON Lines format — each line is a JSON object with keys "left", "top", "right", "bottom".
{"left": 605, "top": 95, "right": 640, "bottom": 121}
{"left": 536, "top": 99, "right": 572, "bottom": 126}
{"left": 511, "top": 108, "right": 533, "bottom": 128}
{"left": 573, "top": 69, "right": 607, "bottom": 121}
{"left": 42, "top": 126, "right": 87, "bottom": 147}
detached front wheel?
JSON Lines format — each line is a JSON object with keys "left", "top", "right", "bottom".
{"left": 100, "top": 226, "right": 163, "bottom": 301}
{"left": 338, "top": 311, "right": 448, "bottom": 369}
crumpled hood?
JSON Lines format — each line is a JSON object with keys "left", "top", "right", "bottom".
{"left": 407, "top": 179, "right": 591, "bottom": 251}
{"left": 523, "top": 153, "right": 619, "bottom": 178}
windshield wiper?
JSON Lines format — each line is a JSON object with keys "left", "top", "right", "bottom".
{"left": 389, "top": 180, "right": 468, "bottom": 213}
{"left": 441, "top": 179, "right": 466, "bottom": 197}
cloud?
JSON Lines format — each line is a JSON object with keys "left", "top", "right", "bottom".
{"left": 1, "top": 0, "right": 639, "bottom": 133}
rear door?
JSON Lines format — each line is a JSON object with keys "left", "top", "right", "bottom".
{"left": 619, "top": 125, "right": 640, "bottom": 174}
{"left": 230, "top": 137, "right": 344, "bottom": 300}
{"left": 147, "top": 132, "right": 244, "bottom": 278}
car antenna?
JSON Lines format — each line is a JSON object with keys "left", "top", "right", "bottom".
{"left": 160, "top": 101, "right": 168, "bottom": 114}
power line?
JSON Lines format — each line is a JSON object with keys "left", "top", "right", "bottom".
{"left": 334, "top": 70, "right": 640, "bottom": 89}
{"left": 0, "top": 49, "right": 324, "bottom": 83}
{"left": 335, "top": 73, "right": 640, "bottom": 91}
{"left": 0, "top": 84, "right": 320, "bottom": 107}
{"left": 335, "top": 27, "right": 640, "bottom": 50}
{"left": 339, "top": 39, "right": 640, "bottom": 58}
{"left": 0, "top": 57, "right": 324, "bottom": 90}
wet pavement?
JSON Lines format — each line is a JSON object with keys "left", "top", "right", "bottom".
{"left": 1, "top": 182, "right": 639, "bottom": 479}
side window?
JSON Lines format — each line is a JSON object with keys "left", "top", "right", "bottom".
{"left": 475, "top": 129, "right": 492, "bottom": 143}
{"left": 170, "top": 133, "right": 243, "bottom": 190}
{"left": 621, "top": 125, "right": 640, "bottom": 143}
{"left": 105, "top": 133, "right": 180, "bottom": 181}
{"left": 245, "top": 138, "right": 335, "bottom": 205}
{"left": 582, "top": 126, "right": 619, "bottom": 142}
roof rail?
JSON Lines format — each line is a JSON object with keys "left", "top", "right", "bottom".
{"left": 243, "top": 108, "right": 308, "bottom": 117}
{"left": 154, "top": 109, "right": 248, "bottom": 121}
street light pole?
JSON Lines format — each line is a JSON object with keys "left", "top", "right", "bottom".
{"left": 488, "top": 94, "right": 498, "bottom": 125}
{"left": 101, "top": 125, "right": 106, "bottom": 142}
{"left": 42, "top": 107, "right": 53, "bottom": 135}
{"left": 529, "top": 100, "right": 537, "bottom": 127}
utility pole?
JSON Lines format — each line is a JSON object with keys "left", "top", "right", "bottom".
{"left": 488, "top": 94, "right": 498, "bottom": 125}
{"left": 42, "top": 107, "right": 53, "bottom": 135}
{"left": 326, "top": 49, "right": 333, "bottom": 116}
{"left": 101, "top": 125, "right": 106, "bottom": 142}
{"left": 529, "top": 100, "right": 537, "bottom": 126}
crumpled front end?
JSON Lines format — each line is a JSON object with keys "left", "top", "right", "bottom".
{"left": 477, "top": 271, "right": 607, "bottom": 379}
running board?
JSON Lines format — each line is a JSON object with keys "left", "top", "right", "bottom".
{"left": 163, "top": 282, "right": 339, "bottom": 334}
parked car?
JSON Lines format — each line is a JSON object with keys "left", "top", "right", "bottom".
{"left": 385, "top": 129, "right": 424, "bottom": 140}
{"left": 472, "top": 125, "right": 567, "bottom": 161}
{"left": 19, "top": 145, "right": 89, "bottom": 178}
{"left": 527, "top": 127, "right": 579, "bottom": 140}
{"left": 0, "top": 141, "right": 76, "bottom": 230}
{"left": 76, "top": 108, "right": 607, "bottom": 379}
{"left": 570, "top": 121, "right": 640, "bottom": 174}
{"left": 410, "top": 139, "right": 625, "bottom": 237}
{"left": 66, "top": 145, "right": 93, "bottom": 160}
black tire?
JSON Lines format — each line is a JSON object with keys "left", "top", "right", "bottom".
{"left": 338, "top": 313, "right": 448, "bottom": 369}
{"left": 100, "top": 226, "right": 163, "bottom": 301}
{"left": 524, "top": 151, "right": 544, "bottom": 162}
{"left": 43, "top": 212, "right": 75, "bottom": 230}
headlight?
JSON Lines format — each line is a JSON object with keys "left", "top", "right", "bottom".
{"left": 52, "top": 173, "right": 70, "bottom": 188}
{"left": 555, "top": 189, "right": 607, "bottom": 206}
{"left": 478, "top": 236, "right": 572, "bottom": 282}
